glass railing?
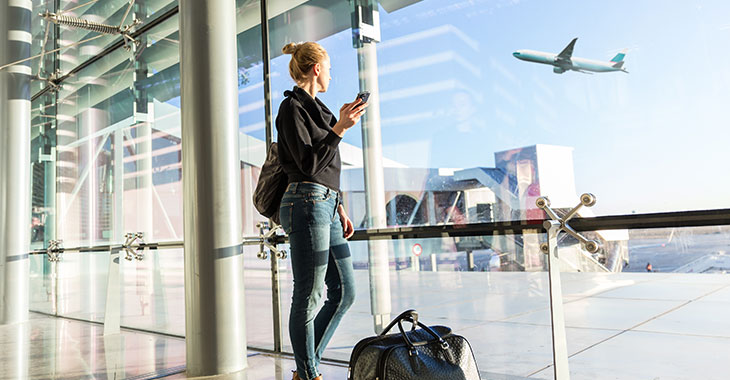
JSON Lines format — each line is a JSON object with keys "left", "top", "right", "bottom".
{"left": 28, "top": 209, "right": 730, "bottom": 379}
{"left": 550, "top": 224, "right": 730, "bottom": 380}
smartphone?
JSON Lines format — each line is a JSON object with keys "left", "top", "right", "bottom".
{"left": 356, "top": 91, "right": 370, "bottom": 104}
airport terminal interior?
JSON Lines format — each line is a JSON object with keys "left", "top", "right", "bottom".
{"left": 1, "top": 0, "right": 730, "bottom": 379}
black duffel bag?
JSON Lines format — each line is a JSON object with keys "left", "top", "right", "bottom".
{"left": 348, "top": 309, "right": 481, "bottom": 380}
{"left": 253, "top": 142, "right": 288, "bottom": 225}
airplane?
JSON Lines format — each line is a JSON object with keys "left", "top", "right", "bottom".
{"left": 513, "top": 38, "right": 628, "bottom": 74}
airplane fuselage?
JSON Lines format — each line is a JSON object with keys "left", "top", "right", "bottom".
{"left": 513, "top": 49, "right": 625, "bottom": 73}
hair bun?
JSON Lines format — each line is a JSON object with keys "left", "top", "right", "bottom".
{"left": 282, "top": 42, "right": 299, "bottom": 55}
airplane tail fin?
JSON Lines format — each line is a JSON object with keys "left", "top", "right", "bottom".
{"left": 612, "top": 60, "right": 625, "bottom": 69}
{"left": 611, "top": 49, "right": 627, "bottom": 63}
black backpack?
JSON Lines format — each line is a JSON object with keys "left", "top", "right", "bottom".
{"left": 253, "top": 142, "right": 288, "bottom": 225}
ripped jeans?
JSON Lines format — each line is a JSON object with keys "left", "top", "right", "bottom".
{"left": 279, "top": 182, "right": 356, "bottom": 380}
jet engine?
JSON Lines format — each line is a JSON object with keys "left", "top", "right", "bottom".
{"left": 553, "top": 67, "right": 566, "bottom": 74}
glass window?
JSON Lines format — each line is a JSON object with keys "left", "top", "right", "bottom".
{"left": 370, "top": 0, "right": 730, "bottom": 218}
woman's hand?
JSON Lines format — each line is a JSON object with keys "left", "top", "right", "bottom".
{"left": 332, "top": 96, "right": 368, "bottom": 137}
{"left": 338, "top": 204, "right": 355, "bottom": 239}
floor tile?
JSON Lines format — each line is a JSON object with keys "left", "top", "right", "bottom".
{"left": 504, "top": 297, "right": 686, "bottom": 330}
{"left": 592, "top": 281, "right": 725, "bottom": 301}
{"left": 529, "top": 331, "right": 730, "bottom": 380}
{"left": 635, "top": 300, "right": 730, "bottom": 338}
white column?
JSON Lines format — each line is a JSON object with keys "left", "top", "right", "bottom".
{"left": 179, "top": 0, "right": 247, "bottom": 376}
{"left": 0, "top": 0, "right": 32, "bottom": 325}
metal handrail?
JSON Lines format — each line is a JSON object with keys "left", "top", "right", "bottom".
{"left": 27, "top": 208, "right": 730, "bottom": 255}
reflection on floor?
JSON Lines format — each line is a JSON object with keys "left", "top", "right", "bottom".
{"left": 0, "top": 314, "right": 350, "bottom": 380}
{"left": 17, "top": 270, "right": 730, "bottom": 379}
{"left": 0, "top": 313, "right": 186, "bottom": 379}
{"left": 160, "top": 354, "right": 348, "bottom": 380}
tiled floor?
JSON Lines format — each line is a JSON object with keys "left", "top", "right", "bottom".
{"left": 11, "top": 271, "right": 730, "bottom": 379}
{"left": 0, "top": 314, "right": 186, "bottom": 380}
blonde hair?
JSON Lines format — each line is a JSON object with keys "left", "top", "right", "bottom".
{"left": 282, "top": 42, "right": 328, "bottom": 83}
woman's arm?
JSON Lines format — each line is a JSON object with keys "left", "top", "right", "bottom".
{"left": 338, "top": 204, "right": 354, "bottom": 239}
{"left": 332, "top": 98, "right": 368, "bottom": 137}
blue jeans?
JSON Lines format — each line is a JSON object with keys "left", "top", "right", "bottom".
{"left": 279, "top": 182, "right": 356, "bottom": 380}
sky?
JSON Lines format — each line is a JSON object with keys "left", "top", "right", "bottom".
{"left": 237, "top": 0, "right": 730, "bottom": 216}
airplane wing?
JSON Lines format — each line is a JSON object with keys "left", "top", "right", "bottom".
{"left": 557, "top": 38, "right": 578, "bottom": 61}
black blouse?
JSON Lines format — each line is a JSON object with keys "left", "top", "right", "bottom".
{"left": 275, "top": 86, "right": 343, "bottom": 193}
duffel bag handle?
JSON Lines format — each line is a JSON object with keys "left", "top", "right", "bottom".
{"left": 397, "top": 318, "right": 449, "bottom": 357}
{"left": 379, "top": 309, "right": 419, "bottom": 336}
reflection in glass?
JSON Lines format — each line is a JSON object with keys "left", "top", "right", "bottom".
{"left": 21, "top": 1, "right": 730, "bottom": 379}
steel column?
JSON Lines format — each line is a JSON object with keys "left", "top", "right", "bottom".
{"left": 259, "top": 0, "right": 284, "bottom": 353}
{"left": 0, "top": 0, "right": 32, "bottom": 324}
{"left": 103, "top": 247, "right": 121, "bottom": 335}
{"left": 466, "top": 250, "right": 475, "bottom": 271}
{"left": 133, "top": 25, "right": 154, "bottom": 242}
{"left": 179, "top": 0, "right": 247, "bottom": 376}
{"left": 544, "top": 220, "right": 570, "bottom": 380}
{"left": 357, "top": 40, "right": 392, "bottom": 333}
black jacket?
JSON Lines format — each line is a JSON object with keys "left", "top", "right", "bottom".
{"left": 275, "top": 86, "right": 343, "bottom": 192}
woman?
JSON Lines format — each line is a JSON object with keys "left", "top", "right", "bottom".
{"left": 276, "top": 41, "right": 367, "bottom": 380}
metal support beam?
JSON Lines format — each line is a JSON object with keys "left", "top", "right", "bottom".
{"left": 1, "top": 0, "right": 32, "bottom": 325}
{"left": 259, "top": 0, "right": 284, "bottom": 353}
{"left": 113, "top": 129, "right": 124, "bottom": 242}
{"left": 357, "top": 38, "right": 392, "bottom": 333}
{"left": 466, "top": 250, "right": 475, "bottom": 271}
{"left": 133, "top": 26, "right": 154, "bottom": 242}
{"left": 179, "top": 0, "right": 247, "bottom": 376}
{"left": 544, "top": 220, "right": 570, "bottom": 380}
{"left": 104, "top": 247, "right": 121, "bottom": 335}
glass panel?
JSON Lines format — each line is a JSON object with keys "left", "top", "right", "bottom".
{"left": 55, "top": 46, "right": 131, "bottom": 246}
{"left": 243, "top": 244, "right": 275, "bottom": 351}
{"left": 372, "top": 0, "right": 730, "bottom": 217}
{"left": 113, "top": 245, "right": 277, "bottom": 345}
{"left": 56, "top": 251, "right": 110, "bottom": 323}
{"left": 120, "top": 248, "right": 184, "bottom": 335}
{"left": 52, "top": 13, "right": 185, "bottom": 245}
{"left": 554, "top": 225, "right": 730, "bottom": 379}
{"left": 267, "top": 2, "right": 554, "bottom": 378}
{"left": 31, "top": 92, "right": 58, "bottom": 250}
{"left": 29, "top": 254, "right": 55, "bottom": 314}
{"left": 276, "top": 232, "right": 555, "bottom": 379}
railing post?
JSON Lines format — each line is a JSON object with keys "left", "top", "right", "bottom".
{"left": 543, "top": 220, "right": 570, "bottom": 380}
{"left": 536, "top": 193, "right": 599, "bottom": 380}
{"left": 270, "top": 245, "right": 283, "bottom": 352}
{"left": 47, "top": 240, "right": 63, "bottom": 315}
{"left": 104, "top": 247, "right": 121, "bottom": 335}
